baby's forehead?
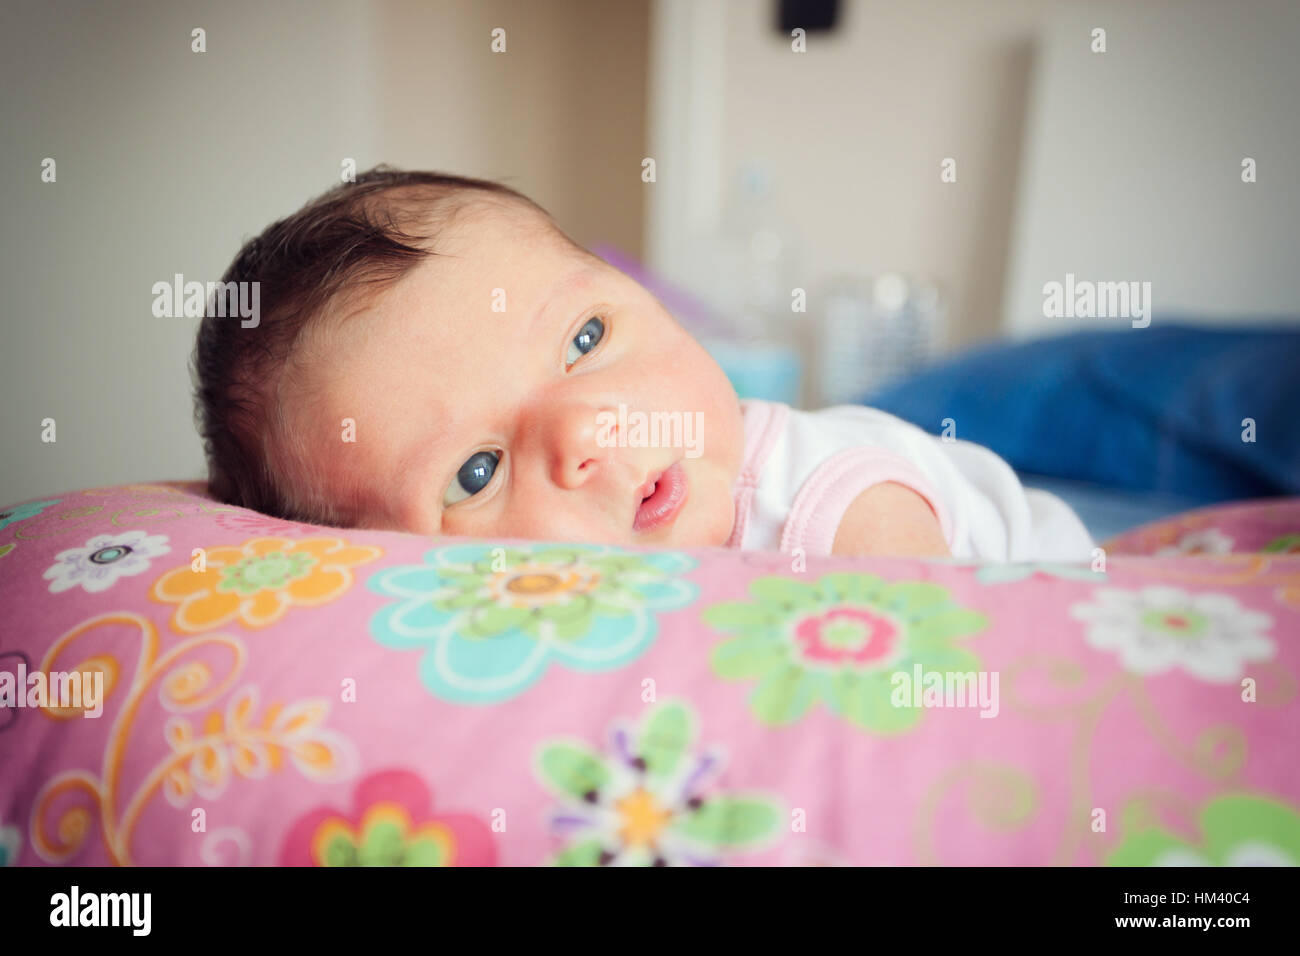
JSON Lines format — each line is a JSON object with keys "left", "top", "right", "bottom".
{"left": 307, "top": 201, "right": 544, "bottom": 316}
{"left": 288, "top": 211, "right": 590, "bottom": 382}
{"left": 441, "top": 194, "right": 566, "bottom": 251}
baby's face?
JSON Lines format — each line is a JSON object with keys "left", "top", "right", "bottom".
{"left": 281, "top": 201, "right": 744, "bottom": 548}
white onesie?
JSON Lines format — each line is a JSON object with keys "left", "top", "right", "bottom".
{"left": 726, "top": 400, "right": 1095, "bottom": 562}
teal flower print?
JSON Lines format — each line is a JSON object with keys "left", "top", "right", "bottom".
{"left": 0, "top": 498, "right": 61, "bottom": 532}
{"left": 367, "top": 543, "right": 696, "bottom": 705}
{"left": 536, "top": 699, "right": 783, "bottom": 866}
{"left": 0, "top": 821, "right": 19, "bottom": 866}
{"left": 704, "top": 573, "right": 987, "bottom": 734}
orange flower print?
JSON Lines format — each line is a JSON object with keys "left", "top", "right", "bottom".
{"left": 150, "top": 537, "right": 381, "bottom": 633}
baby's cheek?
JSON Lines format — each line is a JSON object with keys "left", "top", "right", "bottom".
{"left": 441, "top": 507, "right": 512, "bottom": 541}
{"left": 693, "top": 469, "right": 738, "bottom": 547}
{"left": 451, "top": 498, "right": 611, "bottom": 545}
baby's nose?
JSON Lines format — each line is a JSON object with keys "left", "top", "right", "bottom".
{"left": 548, "top": 403, "right": 615, "bottom": 490}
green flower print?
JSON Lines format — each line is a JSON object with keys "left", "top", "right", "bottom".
{"left": 1263, "top": 534, "right": 1300, "bottom": 554}
{"left": 536, "top": 699, "right": 783, "bottom": 866}
{"left": 368, "top": 543, "right": 696, "bottom": 704}
{"left": 217, "top": 549, "right": 316, "bottom": 594}
{"left": 704, "top": 573, "right": 987, "bottom": 734}
{"left": 1108, "top": 794, "right": 1300, "bottom": 866}
{"left": 317, "top": 806, "right": 451, "bottom": 867}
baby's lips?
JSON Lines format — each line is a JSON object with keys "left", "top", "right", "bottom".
{"left": 635, "top": 468, "right": 663, "bottom": 504}
{"left": 633, "top": 461, "right": 688, "bottom": 533}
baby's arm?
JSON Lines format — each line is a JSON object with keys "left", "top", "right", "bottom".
{"left": 831, "top": 482, "right": 951, "bottom": 558}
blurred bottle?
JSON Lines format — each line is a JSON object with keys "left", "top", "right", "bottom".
{"left": 720, "top": 163, "right": 792, "bottom": 335}
{"left": 813, "top": 273, "right": 946, "bottom": 407}
{"left": 704, "top": 161, "right": 804, "bottom": 406}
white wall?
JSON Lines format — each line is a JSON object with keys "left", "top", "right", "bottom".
{"left": 0, "top": 0, "right": 380, "bottom": 505}
{"left": 372, "top": 0, "right": 649, "bottom": 259}
{"left": 1003, "top": 0, "right": 1300, "bottom": 336}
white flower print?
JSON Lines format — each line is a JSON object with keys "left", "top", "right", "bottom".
{"left": 1155, "top": 528, "right": 1235, "bottom": 557}
{"left": 43, "top": 530, "right": 171, "bottom": 594}
{"left": 1154, "top": 841, "right": 1296, "bottom": 867}
{"left": 1071, "top": 586, "right": 1274, "bottom": 682}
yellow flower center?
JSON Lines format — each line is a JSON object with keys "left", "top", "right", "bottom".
{"left": 505, "top": 573, "right": 565, "bottom": 595}
{"left": 615, "top": 787, "right": 672, "bottom": 848}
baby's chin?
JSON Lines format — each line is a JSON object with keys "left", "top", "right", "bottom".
{"left": 670, "top": 522, "right": 733, "bottom": 549}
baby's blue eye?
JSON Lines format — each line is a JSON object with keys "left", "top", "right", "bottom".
{"left": 565, "top": 316, "right": 605, "bottom": 367}
{"left": 443, "top": 450, "right": 500, "bottom": 506}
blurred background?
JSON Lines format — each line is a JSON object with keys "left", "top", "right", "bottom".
{"left": 2, "top": 0, "right": 1298, "bottom": 539}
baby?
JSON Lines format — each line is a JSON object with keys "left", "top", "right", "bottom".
{"left": 194, "top": 167, "right": 1094, "bottom": 562}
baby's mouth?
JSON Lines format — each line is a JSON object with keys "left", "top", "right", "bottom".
{"left": 633, "top": 462, "right": 688, "bottom": 533}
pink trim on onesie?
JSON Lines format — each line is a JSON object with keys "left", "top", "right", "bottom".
{"left": 725, "top": 400, "right": 788, "bottom": 549}
{"left": 780, "top": 446, "right": 954, "bottom": 556}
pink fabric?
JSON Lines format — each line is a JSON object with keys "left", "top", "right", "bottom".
{"left": 1, "top": 482, "right": 1298, "bottom": 867}
{"left": 781, "top": 446, "right": 954, "bottom": 556}
{"left": 725, "top": 400, "right": 787, "bottom": 549}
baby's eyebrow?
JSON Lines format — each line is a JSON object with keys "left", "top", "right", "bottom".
{"left": 531, "top": 268, "right": 596, "bottom": 329}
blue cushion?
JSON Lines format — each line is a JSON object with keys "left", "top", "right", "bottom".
{"left": 862, "top": 324, "right": 1300, "bottom": 500}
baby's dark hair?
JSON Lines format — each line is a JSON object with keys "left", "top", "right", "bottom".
{"left": 193, "top": 165, "right": 555, "bottom": 525}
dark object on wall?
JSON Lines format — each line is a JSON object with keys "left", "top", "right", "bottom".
{"left": 778, "top": 0, "right": 839, "bottom": 33}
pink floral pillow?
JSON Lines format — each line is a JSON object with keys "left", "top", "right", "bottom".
{"left": 1, "top": 483, "right": 1297, "bottom": 867}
